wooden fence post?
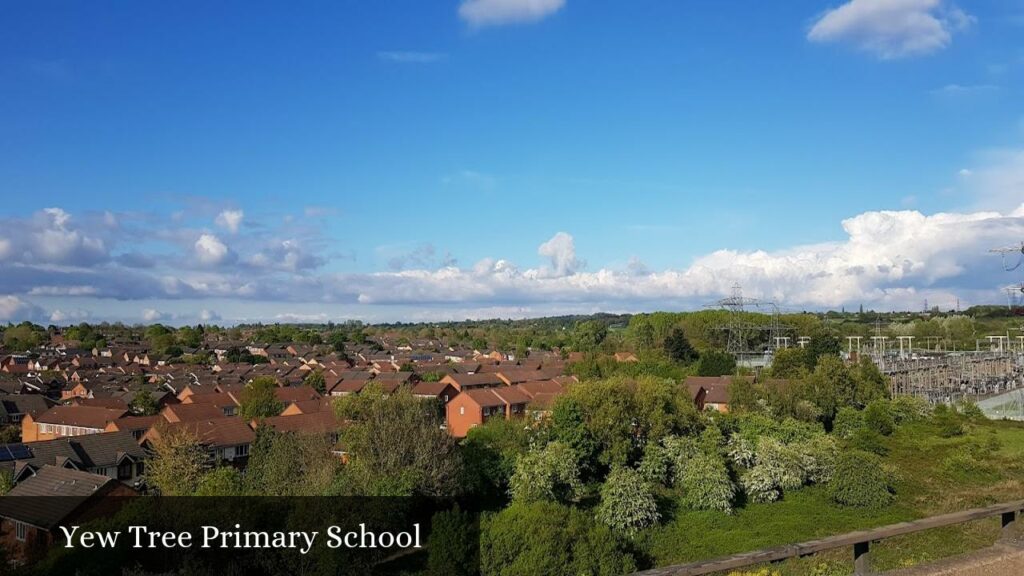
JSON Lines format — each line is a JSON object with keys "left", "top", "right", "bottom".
{"left": 1000, "top": 511, "right": 1017, "bottom": 544}
{"left": 853, "top": 541, "right": 872, "bottom": 575}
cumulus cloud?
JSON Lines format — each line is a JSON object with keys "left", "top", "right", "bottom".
{"left": 193, "top": 234, "right": 233, "bottom": 266}
{"left": 808, "top": 0, "right": 974, "bottom": 59}
{"left": 332, "top": 209, "right": 1024, "bottom": 312}
{"left": 0, "top": 295, "right": 45, "bottom": 323}
{"left": 199, "top": 309, "right": 221, "bottom": 322}
{"left": 215, "top": 209, "right": 244, "bottom": 234}
{"left": 247, "top": 239, "right": 324, "bottom": 272}
{"left": 537, "top": 232, "right": 584, "bottom": 277}
{"left": 26, "top": 208, "right": 108, "bottom": 265}
{"left": 141, "top": 309, "right": 167, "bottom": 322}
{"left": 458, "top": 0, "right": 565, "bottom": 27}
{"left": 49, "top": 308, "right": 90, "bottom": 324}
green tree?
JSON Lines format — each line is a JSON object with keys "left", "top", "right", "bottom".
{"left": 663, "top": 328, "right": 698, "bottom": 364}
{"left": 596, "top": 467, "right": 660, "bottom": 535}
{"left": 428, "top": 505, "right": 479, "bottom": 576}
{"left": 509, "top": 442, "right": 582, "bottom": 503}
{"left": 334, "top": 386, "right": 461, "bottom": 497}
{"left": 304, "top": 370, "right": 326, "bottom": 395}
{"left": 195, "top": 466, "right": 243, "bottom": 496}
{"left": 239, "top": 376, "right": 284, "bottom": 420}
{"left": 696, "top": 349, "right": 736, "bottom": 376}
{"left": 573, "top": 320, "right": 608, "bottom": 352}
{"left": 480, "top": 502, "right": 636, "bottom": 576}
{"left": 244, "top": 427, "right": 340, "bottom": 496}
{"left": 146, "top": 425, "right": 208, "bottom": 496}
{"left": 129, "top": 390, "right": 158, "bottom": 416}
{"left": 770, "top": 348, "right": 809, "bottom": 379}
{"left": 462, "top": 419, "right": 533, "bottom": 501}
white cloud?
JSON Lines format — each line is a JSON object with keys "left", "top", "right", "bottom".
{"left": 377, "top": 51, "right": 446, "bottom": 63}
{"left": 458, "top": 0, "right": 565, "bottom": 28}
{"left": 0, "top": 295, "right": 44, "bottom": 323}
{"left": 49, "top": 308, "right": 90, "bottom": 324}
{"left": 337, "top": 208, "right": 1024, "bottom": 311}
{"left": 29, "top": 208, "right": 108, "bottom": 265}
{"left": 215, "top": 209, "right": 244, "bottom": 234}
{"left": 0, "top": 238, "right": 11, "bottom": 260}
{"left": 808, "top": 0, "right": 974, "bottom": 59}
{"left": 141, "top": 308, "right": 166, "bottom": 322}
{"left": 193, "top": 234, "right": 232, "bottom": 266}
{"left": 199, "top": 309, "right": 221, "bottom": 322}
{"left": 537, "top": 232, "right": 584, "bottom": 277}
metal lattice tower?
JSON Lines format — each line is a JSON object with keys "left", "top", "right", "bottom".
{"left": 706, "top": 283, "right": 790, "bottom": 364}
{"left": 992, "top": 242, "right": 1024, "bottom": 311}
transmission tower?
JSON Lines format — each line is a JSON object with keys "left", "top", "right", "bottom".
{"left": 705, "top": 283, "right": 790, "bottom": 364}
{"left": 993, "top": 242, "right": 1024, "bottom": 311}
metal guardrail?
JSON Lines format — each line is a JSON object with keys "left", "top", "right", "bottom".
{"left": 632, "top": 499, "right": 1024, "bottom": 576}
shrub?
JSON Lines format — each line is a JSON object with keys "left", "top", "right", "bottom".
{"left": 829, "top": 451, "right": 895, "bottom": 508}
{"left": 956, "top": 401, "right": 986, "bottom": 422}
{"left": 849, "top": 428, "right": 889, "bottom": 456}
{"left": 793, "top": 436, "right": 838, "bottom": 485}
{"left": 726, "top": 436, "right": 756, "bottom": 468}
{"left": 637, "top": 442, "right": 671, "bottom": 485}
{"left": 596, "top": 467, "right": 660, "bottom": 535}
{"left": 832, "top": 407, "right": 864, "bottom": 440}
{"left": 863, "top": 400, "right": 895, "bottom": 436}
{"left": 756, "top": 437, "right": 804, "bottom": 490}
{"left": 933, "top": 404, "right": 965, "bottom": 438}
{"left": 480, "top": 502, "right": 636, "bottom": 576}
{"left": 742, "top": 465, "right": 781, "bottom": 503}
{"left": 742, "top": 437, "right": 805, "bottom": 503}
{"left": 891, "top": 396, "right": 930, "bottom": 424}
{"left": 679, "top": 452, "right": 735, "bottom": 513}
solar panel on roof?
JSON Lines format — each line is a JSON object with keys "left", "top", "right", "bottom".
{"left": 0, "top": 444, "right": 32, "bottom": 462}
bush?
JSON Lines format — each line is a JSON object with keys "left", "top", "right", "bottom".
{"left": 933, "top": 404, "right": 965, "bottom": 438}
{"left": 829, "top": 451, "right": 896, "bottom": 508}
{"left": 793, "top": 435, "right": 838, "bottom": 485}
{"left": 891, "top": 396, "right": 930, "bottom": 424}
{"left": 863, "top": 400, "right": 895, "bottom": 436}
{"left": 832, "top": 407, "right": 864, "bottom": 440}
{"left": 956, "top": 401, "right": 986, "bottom": 422}
{"left": 741, "top": 438, "right": 804, "bottom": 503}
{"left": 678, "top": 452, "right": 735, "bottom": 513}
{"left": 742, "top": 465, "right": 781, "bottom": 503}
{"left": 480, "top": 502, "right": 636, "bottom": 576}
{"left": 596, "top": 467, "right": 660, "bottom": 535}
{"left": 726, "top": 436, "right": 756, "bottom": 468}
{"left": 849, "top": 428, "right": 889, "bottom": 456}
{"left": 638, "top": 442, "right": 671, "bottom": 485}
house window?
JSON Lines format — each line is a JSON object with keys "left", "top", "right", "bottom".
{"left": 15, "top": 521, "right": 26, "bottom": 542}
{"left": 236, "top": 444, "right": 249, "bottom": 457}
{"left": 459, "top": 406, "right": 465, "bottom": 415}
{"left": 118, "top": 460, "right": 133, "bottom": 480}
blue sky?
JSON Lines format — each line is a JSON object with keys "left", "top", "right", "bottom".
{"left": 1, "top": 0, "right": 1023, "bottom": 325}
